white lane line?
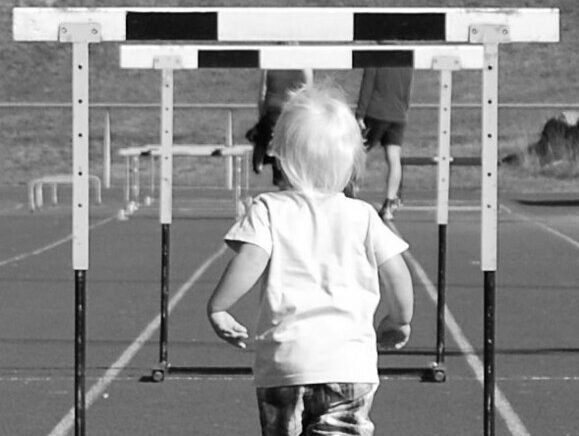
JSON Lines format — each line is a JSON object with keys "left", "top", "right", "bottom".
{"left": 400, "top": 205, "right": 480, "bottom": 212}
{"left": 389, "top": 222, "right": 530, "bottom": 436}
{"left": 47, "top": 244, "right": 228, "bottom": 436}
{"left": 0, "top": 216, "right": 116, "bottom": 267}
{"left": 6, "top": 374, "right": 579, "bottom": 383}
{"left": 0, "top": 202, "right": 24, "bottom": 215}
{"left": 501, "top": 204, "right": 579, "bottom": 250}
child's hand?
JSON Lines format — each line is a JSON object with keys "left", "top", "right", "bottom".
{"left": 208, "top": 311, "right": 249, "bottom": 349}
{"left": 376, "top": 317, "right": 411, "bottom": 351}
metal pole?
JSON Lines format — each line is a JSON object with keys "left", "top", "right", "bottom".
{"left": 234, "top": 156, "right": 242, "bottom": 218}
{"left": 157, "top": 66, "right": 174, "bottom": 376}
{"left": 225, "top": 109, "right": 234, "bottom": 189}
{"left": 482, "top": 43, "right": 499, "bottom": 435}
{"left": 103, "top": 110, "right": 111, "bottom": 189}
{"left": 436, "top": 224, "right": 447, "bottom": 365}
{"left": 131, "top": 156, "right": 140, "bottom": 205}
{"left": 124, "top": 157, "right": 130, "bottom": 205}
{"left": 160, "top": 223, "right": 170, "bottom": 366}
{"left": 72, "top": 38, "right": 90, "bottom": 436}
{"left": 480, "top": 37, "right": 500, "bottom": 436}
{"left": 484, "top": 271, "right": 496, "bottom": 436}
{"left": 57, "top": 22, "right": 101, "bottom": 433}
{"left": 433, "top": 61, "right": 456, "bottom": 369}
{"left": 74, "top": 270, "right": 86, "bottom": 436}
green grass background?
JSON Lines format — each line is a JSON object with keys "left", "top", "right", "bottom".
{"left": 1, "top": 0, "right": 578, "bottom": 194}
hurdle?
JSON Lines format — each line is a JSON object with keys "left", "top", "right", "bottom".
{"left": 120, "top": 42, "right": 486, "bottom": 384}
{"left": 28, "top": 173, "right": 102, "bottom": 212}
{"left": 117, "top": 144, "right": 252, "bottom": 218}
{"left": 13, "top": 7, "right": 559, "bottom": 436}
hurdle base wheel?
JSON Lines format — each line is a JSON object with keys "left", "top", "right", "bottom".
{"left": 151, "top": 362, "right": 169, "bottom": 382}
{"left": 426, "top": 363, "right": 447, "bottom": 383}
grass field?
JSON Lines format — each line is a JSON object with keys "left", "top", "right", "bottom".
{"left": 1, "top": 0, "right": 578, "bottom": 194}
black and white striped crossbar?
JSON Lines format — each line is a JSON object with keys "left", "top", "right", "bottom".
{"left": 13, "top": 7, "right": 559, "bottom": 43}
{"left": 119, "top": 45, "right": 484, "bottom": 70}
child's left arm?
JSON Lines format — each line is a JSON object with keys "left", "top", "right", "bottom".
{"left": 207, "top": 242, "right": 269, "bottom": 349}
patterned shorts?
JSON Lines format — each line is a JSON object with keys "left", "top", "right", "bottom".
{"left": 256, "top": 383, "right": 377, "bottom": 436}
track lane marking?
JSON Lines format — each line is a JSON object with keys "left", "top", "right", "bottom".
{"left": 388, "top": 221, "right": 531, "bottom": 436}
{"left": 47, "top": 244, "right": 228, "bottom": 436}
{"left": 502, "top": 204, "right": 579, "bottom": 250}
{"left": 0, "top": 216, "right": 116, "bottom": 267}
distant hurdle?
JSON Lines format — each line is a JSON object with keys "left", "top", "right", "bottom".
{"left": 117, "top": 144, "right": 252, "bottom": 219}
{"left": 13, "top": 7, "right": 559, "bottom": 436}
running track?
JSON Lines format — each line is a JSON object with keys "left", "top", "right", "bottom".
{"left": 0, "top": 186, "right": 578, "bottom": 435}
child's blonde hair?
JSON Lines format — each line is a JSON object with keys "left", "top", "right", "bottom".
{"left": 269, "top": 83, "right": 366, "bottom": 192}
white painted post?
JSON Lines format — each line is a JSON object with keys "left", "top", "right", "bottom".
{"left": 58, "top": 23, "right": 101, "bottom": 270}
{"left": 225, "top": 109, "right": 233, "bottom": 189}
{"left": 103, "top": 110, "right": 111, "bottom": 188}
{"left": 432, "top": 56, "right": 460, "bottom": 226}
{"left": 71, "top": 42, "right": 90, "bottom": 270}
{"left": 124, "top": 156, "right": 130, "bottom": 204}
{"left": 234, "top": 155, "right": 242, "bottom": 217}
{"left": 131, "top": 155, "right": 140, "bottom": 205}
{"left": 480, "top": 43, "right": 500, "bottom": 272}
{"left": 156, "top": 60, "right": 176, "bottom": 225}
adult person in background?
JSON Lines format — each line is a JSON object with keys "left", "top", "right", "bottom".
{"left": 356, "top": 66, "right": 414, "bottom": 220}
{"left": 247, "top": 69, "right": 313, "bottom": 188}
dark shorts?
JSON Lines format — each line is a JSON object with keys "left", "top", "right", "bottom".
{"left": 246, "top": 110, "right": 283, "bottom": 185}
{"left": 257, "top": 383, "right": 377, "bottom": 436}
{"left": 364, "top": 116, "right": 406, "bottom": 150}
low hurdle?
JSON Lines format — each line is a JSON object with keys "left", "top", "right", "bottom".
{"left": 13, "top": 7, "right": 559, "bottom": 436}
{"left": 28, "top": 173, "right": 102, "bottom": 212}
{"left": 117, "top": 144, "right": 251, "bottom": 218}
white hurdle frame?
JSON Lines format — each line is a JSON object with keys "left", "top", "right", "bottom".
{"left": 12, "top": 7, "right": 559, "bottom": 436}
{"left": 120, "top": 43, "right": 485, "bottom": 384}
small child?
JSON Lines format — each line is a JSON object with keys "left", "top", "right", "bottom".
{"left": 207, "top": 83, "right": 414, "bottom": 436}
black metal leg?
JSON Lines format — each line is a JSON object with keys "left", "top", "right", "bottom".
{"left": 436, "top": 224, "right": 447, "bottom": 366}
{"left": 75, "top": 270, "right": 86, "bottom": 436}
{"left": 484, "top": 271, "right": 496, "bottom": 436}
{"left": 160, "top": 223, "right": 170, "bottom": 367}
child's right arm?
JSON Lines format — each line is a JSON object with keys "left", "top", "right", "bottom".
{"left": 207, "top": 242, "right": 269, "bottom": 349}
{"left": 377, "top": 253, "right": 414, "bottom": 350}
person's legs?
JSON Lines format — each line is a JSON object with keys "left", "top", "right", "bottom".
{"left": 252, "top": 111, "right": 281, "bottom": 185}
{"left": 378, "top": 122, "right": 406, "bottom": 220}
{"left": 384, "top": 144, "right": 402, "bottom": 201}
{"left": 303, "top": 383, "right": 377, "bottom": 436}
{"left": 378, "top": 145, "right": 403, "bottom": 220}
{"left": 256, "top": 386, "right": 305, "bottom": 436}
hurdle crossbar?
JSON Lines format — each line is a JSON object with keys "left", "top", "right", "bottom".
{"left": 119, "top": 44, "right": 485, "bottom": 70}
{"left": 14, "top": 7, "right": 559, "bottom": 43}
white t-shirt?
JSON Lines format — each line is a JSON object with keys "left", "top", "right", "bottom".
{"left": 224, "top": 190, "right": 409, "bottom": 388}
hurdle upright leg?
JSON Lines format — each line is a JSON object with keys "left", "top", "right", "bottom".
{"left": 435, "top": 67, "right": 452, "bottom": 380}
{"left": 57, "top": 21, "right": 101, "bottom": 436}
{"left": 481, "top": 40, "right": 499, "bottom": 436}
{"left": 431, "top": 57, "right": 460, "bottom": 382}
{"left": 470, "top": 24, "right": 508, "bottom": 436}
{"left": 152, "top": 59, "right": 177, "bottom": 382}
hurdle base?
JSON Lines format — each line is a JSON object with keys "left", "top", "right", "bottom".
{"left": 378, "top": 364, "right": 446, "bottom": 383}
{"left": 151, "top": 361, "right": 170, "bottom": 383}
{"left": 144, "top": 365, "right": 447, "bottom": 381}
